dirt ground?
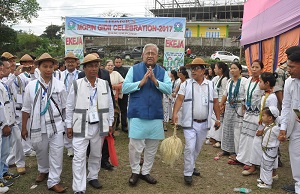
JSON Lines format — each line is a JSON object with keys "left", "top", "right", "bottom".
{"left": 9, "top": 124, "right": 293, "bottom": 194}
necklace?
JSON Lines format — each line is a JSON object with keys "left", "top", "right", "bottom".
{"left": 258, "top": 91, "right": 271, "bottom": 124}
{"left": 246, "top": 78, "right": 259, "bottom": 107}
{"left": 228, "top": 77, "right": 241, "bottom": 108}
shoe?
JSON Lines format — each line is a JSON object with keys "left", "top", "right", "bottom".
{"left": 122, "top": 127, "right": 128, "bottom": 133}
{"left": 278, "top": 157, "right": 283, "bottom": 167}
{"left": 101, "top": 162, "right": 114, "bottom": 171}
{"left": 282, "top": 184, "right": 295, "bottom": 193}
{"left": 0, "top": 186, "right": 9, "bottom": 193}
{"left": 3, "top": 172, "right": 20, "bottom": 180}
{"left": 228, "top": 159, "right": 242, "bottom": 165}
{"left": 17, "top": 167, "right": 26, "bottom": 175}
{"left": 257, "top": 183, "right": 272, "bottom": 189}
{"left": 88, "top": 179, "right": 102, "bottom": 189}
{"left": 67, "top": 149, "right": 74, "bottom": 157}
{"left": 184, "top": 176, "right": 192, "bottom": 185}
{"left": 74, "top": 192, "right": 84, "bottom": 194}
{"left": 205, "top": 139, "right": 212, "bottom": 145}
{"left": 128, "top": 173, "right": 139, "bottom": 186}
{"left": 36, "top": 173, "right": 48, "bottom": 183}
{"left": 0, "top": 178, "right": 13, "bottom": 187}
{"left": 213, "top": 142, "right": 221, "bottom": 148}
{"left": 49, "top": 183, "right": 66, "bottom": 193}
{"left": 193, "top": 168, "right": 200, "bottom": 176}
{"left": 25, "top": 150, "right": 36, "bottom": 157}
{"left": 242, "top": 170, "right": 257, "bottom": 176}
{"left": 8, "top": 164, "right": 16, "bottom": 168}
{"left": 257, "top": 178, "right": 263, "bottom": 183}
{"left": 140, "top": 174, "right": 157, "bottom": 184}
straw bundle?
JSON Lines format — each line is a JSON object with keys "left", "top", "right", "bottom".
{"left": 160, "top": 124, "right": 183, "bottom": 167}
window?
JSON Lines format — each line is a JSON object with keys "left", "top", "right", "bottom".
{"left": 186, "top": 28, "right": 192, "bottom": 37}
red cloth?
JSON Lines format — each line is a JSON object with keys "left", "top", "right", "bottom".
{"left": 106, "top": 133, "right": 118, "bottom": 166}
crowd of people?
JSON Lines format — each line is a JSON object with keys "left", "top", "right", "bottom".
{"left": 0, "top": 43, "right": 300, "bottom": 193}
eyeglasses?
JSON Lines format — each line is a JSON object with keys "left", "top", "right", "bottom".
{"left": 191, "top": 66, "right": 203, "bottom": 71}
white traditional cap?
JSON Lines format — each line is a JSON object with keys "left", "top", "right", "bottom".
{"left": 268, "top": 106, "right": 281, "bottom": 124}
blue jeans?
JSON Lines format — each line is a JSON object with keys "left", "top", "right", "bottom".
{"left": 1, "top": 136, "right": 10, "bottom": 178}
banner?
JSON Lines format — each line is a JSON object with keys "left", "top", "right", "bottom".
{"left": 163, "top": 38, "right": 185, "bottom": 71}
{"left": 65, "top": 35, "right": 84, "bottom": 62}
{"left": 65, "top": 17, "right": 186, "bottom": 38}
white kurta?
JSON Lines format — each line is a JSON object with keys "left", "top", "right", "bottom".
{"left": 236, "top": 77, "right": 264, "bottom": 166}
{"left": 221, "top": 77, "right": 247, "bottom": 153}
{"left": 249, "top": 93, "right": 278, "bottom": 166}
{"left": 208, "top": 75, "right": 228, "bottom": 141}
{"left": 281, "top": 77, "right": 300, "bottom": 193}
{"left": 260, "top": 125, "right": 280, "bottom": 185}
{"left": 22, "top": 78, "right": 66, "bottom": 188}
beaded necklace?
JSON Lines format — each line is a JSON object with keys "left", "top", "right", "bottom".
{"left": 258, "top": 91, "right": 271, "bottom": 124}
{"left": 228, "top": 76, "right": 241, "bottom": 108}
{"left": 246, "top": 78, "right": 259, "bottom": 107}
{"left": 35, "top": 81, "right": 51, "bottom": 116}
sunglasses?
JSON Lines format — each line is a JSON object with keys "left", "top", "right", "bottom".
{"left": 191, "top": 66, "right": 203, "bottom": 71}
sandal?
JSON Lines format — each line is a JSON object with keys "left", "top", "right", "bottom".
{"left": 217, "top": 151, "right": 230, "bottom": 157}
{"left": 213, "top": 142, "right": 221, "bottom": 148}
{"left": 243, "top": 165, "right": 251, "bottom": 170}
{"left": 228, "top": 154, "right": 236, "bottom": 160}
{"left": 228, "top": 159, "right": 242, "bottom": 165}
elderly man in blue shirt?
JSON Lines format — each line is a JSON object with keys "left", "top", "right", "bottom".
{"left": 122, "top": 43, "right": 172, "bottom": 186}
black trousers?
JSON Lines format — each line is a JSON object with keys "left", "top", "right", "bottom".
{"left": 87, "top": 138, "right": 109, "bottom": 164}
{"left": 117, "top": 94, "right": 128, "bottom": 128}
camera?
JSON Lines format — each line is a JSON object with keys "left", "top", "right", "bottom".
{"left": 22, "top": 66, "right": 31, "bottom": 72}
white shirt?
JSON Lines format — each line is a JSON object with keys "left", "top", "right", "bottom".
{"left": 61, "top": 69, "right": 79, "bottom": 92}
{"left": 65, "top": 79, "right": 114, "bottom": 132}
{"left": 281, "top": 77, "right": 300, "bottom": 131}
{"left": 179, "top": 78, "right": 217, "bottom": 120}
{"left": 22, "top": 77, "right": 67, "bottom": 133}
{"left": 262, "top": 125, "right": 280, "bottom": 148}
{"left": 109, "top": 71, "right": 124, "bottom": 99}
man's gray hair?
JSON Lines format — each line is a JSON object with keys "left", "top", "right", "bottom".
{"left": 143, "top": 43, "right": 159, "bottom": 53}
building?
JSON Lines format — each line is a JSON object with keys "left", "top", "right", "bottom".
{"left": 149, "top": 0, "right": 244, "bottom": 38}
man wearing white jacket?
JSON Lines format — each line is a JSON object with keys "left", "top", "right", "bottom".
{"left": 66, "top": 54, "right": 114, "bottom": 194}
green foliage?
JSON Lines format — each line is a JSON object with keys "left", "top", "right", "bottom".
{"left": 184, "top": 57, "right": 193, "bottom": 65}
{"left": 0, "top": 25, "right": 18, "bottom": 54}
{"left": 0, "top": 0, "right": 41, "bottom": 24}
{"left": 15, "top": 31, "right": 64, "bottom": 59}
{"left": 41, "top": 25, "right": 63, "bottom": 40}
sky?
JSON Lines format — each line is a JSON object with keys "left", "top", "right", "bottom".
{"left": 12, "top": 0, "right": 154, "bottom": 35}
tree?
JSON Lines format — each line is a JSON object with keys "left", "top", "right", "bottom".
{"left": 100, "top": 10, "right": 130, "bottom": 17}
{"left": 0, "top": 0, "right": 41, "bottom": 24}
{"left": 17, "top": 31, "right": 64, "bottom": 59}
{"left": 0, "top": 25, "right": 18, "bottom": 54}
{"left": 41, "top": 24, "right": 63, "bottom": 40}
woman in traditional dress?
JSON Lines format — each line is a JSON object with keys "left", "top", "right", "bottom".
{"left": 234, "top": 60, "right": 264, "bottom": 170}
{"left": 208, "top": 62, "right": 230, "bottom": 148}
{"left": 217, "top": 62, "right": 247, "bottom": 160}
{"left": 105, "top": 60, "right": 124, "bottom": 129}
{"left": 242, "top": 72, "right": 278, "bottom": 175}
{"left": 170, "top": 70, "right": 180, "bottom": 124}
{"left": 173, "top": 66, "right": 189, "bottom": 126}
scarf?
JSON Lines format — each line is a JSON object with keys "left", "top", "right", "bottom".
{"left": 30, "top": 79, "right": 57, "bottom": 143}
{"left": 228, "top": 77, "right": 241, "bottom": 108}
